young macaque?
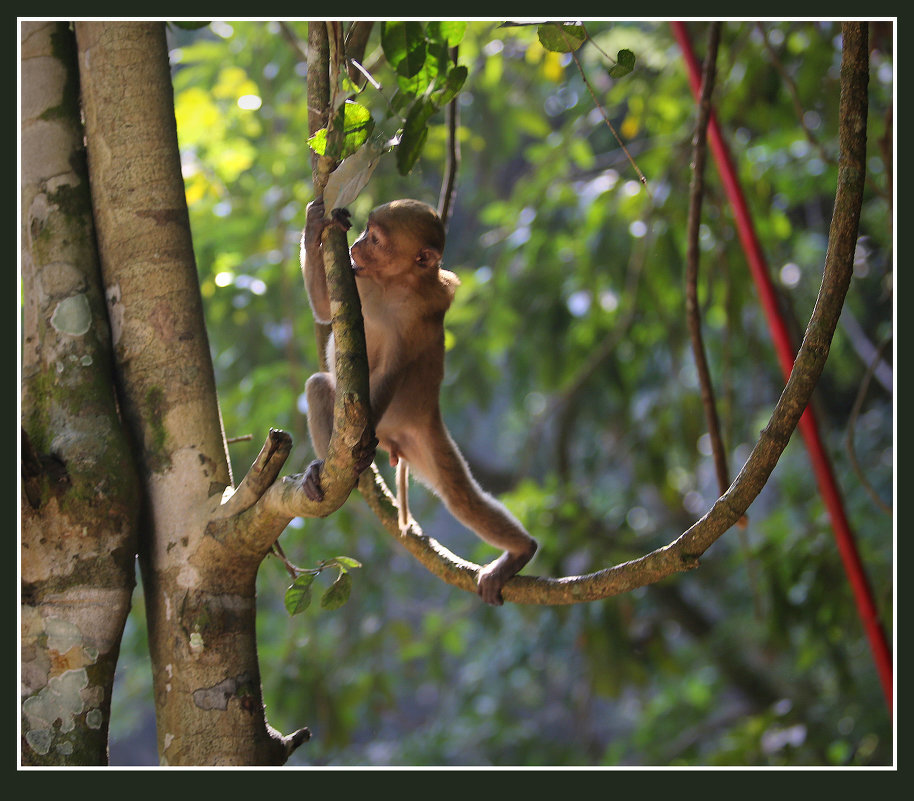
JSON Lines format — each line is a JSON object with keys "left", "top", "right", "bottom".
{"left": 301, "top": 197, "right": 537, "bottom": 605}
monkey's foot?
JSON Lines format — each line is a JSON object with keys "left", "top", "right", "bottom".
{"left": 476, "top": 545, "right": 536, "bottom": 606}
{"left": 476, "top": 566, "right": 506, "bottom": 606}
{"left": 302, "top": 459, "right": 325, "bottom": 502}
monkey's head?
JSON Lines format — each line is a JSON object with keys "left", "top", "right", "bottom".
{"left": 350, "top": 199, "right": 447, "bottom": 282}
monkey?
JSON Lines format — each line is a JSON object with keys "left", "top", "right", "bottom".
{"left": 301, "top": 197, "right": 537, "bottom": 605}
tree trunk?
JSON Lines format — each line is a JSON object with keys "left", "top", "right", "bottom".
{"left": 20, "top": 21, "right": 140, "bottom": 765}
{"left": 71, "top": 21, "right": 311, "bottom": 765}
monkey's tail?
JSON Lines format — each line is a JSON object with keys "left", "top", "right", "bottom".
{"left": 396, "top": 457, "right": 410, "bottom": 534}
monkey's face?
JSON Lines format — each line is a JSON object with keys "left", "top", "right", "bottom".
{"left": 351, "top": 217, "right": 439, "bottom": 282}
{"left": 349, "top": 218, "right": 388, "bottom": 277}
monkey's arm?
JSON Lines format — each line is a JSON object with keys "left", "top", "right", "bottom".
{"left": 302, "top": 199, "right": 352, "bottom": 324}
{"left": 302, "top": 200, "right": 331, "bottom": 323}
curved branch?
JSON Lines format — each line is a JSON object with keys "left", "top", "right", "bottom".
{"left": 358, "top": 22, "right": 868, "bottom": 605}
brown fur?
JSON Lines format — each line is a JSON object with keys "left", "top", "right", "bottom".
{"left": 302, "top": 198, "right": 537, "bottom": 605}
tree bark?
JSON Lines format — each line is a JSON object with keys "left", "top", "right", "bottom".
{"left": 73, "top": 21, "right": 293, "bottom": 765}
{"left": 20, "top": 21, "right": 140, "bottom": 765}
{"left": 72, "top": 20, "right": 370, "bottom": 765}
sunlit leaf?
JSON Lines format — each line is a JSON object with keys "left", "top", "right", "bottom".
{"left": 427, "top": 21, "right": 467, "bottom": 48}
{"left": 331, "top": 556, "right": 363, "bottom": 570}
{"left": 400, "top": 65, "right": 437, "bottom": 96}
{"left": 308, "top": 101, "right": 374, "bottom": 161}
{"left": 537, "top": 23, "right": 586, "bottom": 53}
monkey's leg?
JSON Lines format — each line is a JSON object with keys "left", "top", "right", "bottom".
{"left": 303, "top": 372, "right": 377, "bottom": 501}
{"left": 303, "top": 372, "right": 335, "bottom": 501}
{"left": 409, "top": 419, "right": 537, "bottom": 605}
{"left": 476, "top": 549, "right": 536, "bottom": 607}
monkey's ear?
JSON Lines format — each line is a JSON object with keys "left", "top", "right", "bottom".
{"left": 416, "top": 247, "right": 442, "bottom": 270}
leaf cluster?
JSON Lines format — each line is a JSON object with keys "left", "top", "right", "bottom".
{"left": 283, "top": 556, "right": 363, "bottom": 614}
{"left": 307, "top": 21, "right": 469, "bottom": 176}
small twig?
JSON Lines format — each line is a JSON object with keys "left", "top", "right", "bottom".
{"left": 561, "top": 26, "right": 646, "bottom": 185}
{"left": 437, "top": 44, "right": 461, "bottom": 229}
{"left": 845, "top": 336, "right": 893, "bottom": 515}
{"left": 272, "top": 539, "right": 300, "bottom": 579}
{"left": 685, "top": 23, "right": 734, "bottom": 506}
{"left": 226, "top": 434, "right": 254, "bottom": 444}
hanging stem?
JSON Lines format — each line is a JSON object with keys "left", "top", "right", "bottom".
{"left": 437, "top": 45, "right": 461, "bottom": 228}
{"left": 684, "top": 22, "right": 734, "bottom": 503}
{"left": 672, "top": 20, "right": 891, "bottom": 714}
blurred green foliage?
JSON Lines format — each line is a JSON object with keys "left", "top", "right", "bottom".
{"left": 109, "top": 20, "right": 893, "bottom": 767}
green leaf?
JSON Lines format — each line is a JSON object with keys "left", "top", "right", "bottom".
{"left": 427, "top": 21, "right": 467, "bottom": 48}
{"left": 537, "top": 23, "right": 586, "bottom": 53}
{"left": 609, "top": 49, "right": 636, "bottom": 78}
{"left": 381, "top": 21, "right": 427, "bottom": 78}
{"left": 308, "top": 128, "right": 329, "bottom": 156}
{"left": 396, "top": 98, "right": 435, "bottom": 175}
{"left": 432, "top": 65, "right": 468, "bottom": 107}
{"left": 397, "top": 65, "right": 434, "bottom": 96}
{"left": 320, "top": 571, "right": 352, "bottom": 610}
{"left": 331, "top": 556, "right": 363, "bottom": 570}
{"left": 308, "top": 101, "right": 374, "bottom": 160}
{"left": 388, "top": 90, "right": 413, "bottom": 117}
{"left": 284, "top": 574, "right": 315, "bottom": 616}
